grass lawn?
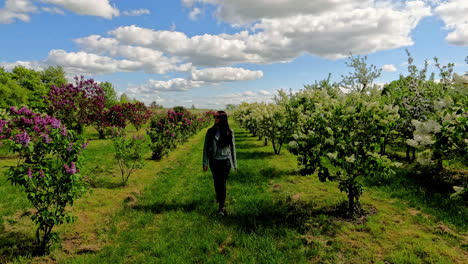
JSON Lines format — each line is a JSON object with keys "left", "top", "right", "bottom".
{"left": 0, "top": 123, "right": 467, "bottom": 263}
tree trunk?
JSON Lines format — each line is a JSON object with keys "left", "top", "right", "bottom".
{"left": 98, "top": 129, "right": 106, "bottom": 139}
{"left": 406, "top": 145, "right": 413, "bottom": 161}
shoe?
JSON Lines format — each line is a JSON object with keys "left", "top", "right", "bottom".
{"left": 218, "top": 207, "right": 227, "bottom": 216}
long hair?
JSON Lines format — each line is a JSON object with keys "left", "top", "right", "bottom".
{"left": 214, "top": 111, "right": 232, "bottom": 147}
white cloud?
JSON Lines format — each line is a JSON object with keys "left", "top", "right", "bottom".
{"left": 41, "top": 0, "right": 119, "bottom": 19}
{"left": 382, "top": 64, "right": 397, "bottom": 72}
{"left": 41, "top": 6, "right": 65, "bottom": 15}
{"left": 0, "top": 60, "right": 44, "bottom": 71}
{"left": 435, "top": 0, "right": 468, "bottom": 46}
{"left": 128, "top": 67, "right": 263, "bottom": 94}
{"left": 110, "top": 1, "right": 431, "bottom": 65}
{"left": 109, "top": 26, "right": 254, "bottom": 66}
{"left": 189, "top": 7, "right": 201, "bottom": 20}
{"left": 191, "top": 67, "right": 263, "bottom": 82}
{"left": 122, "top": 8, "right": 150, "bottom": 16}
{"left": 74, "top": 35, "right": 193, "bottom": 74}
{"left": 145, "top": 89, "right": 277, "bottom": 109}
{"left": 0, "top": 0, "right": 120, "bottom": 23}
{"left": 45, "top": 49, "right": 142, "bottom": 75}
{"left": 0, "top": 0, "right": 37, "bottom": 23}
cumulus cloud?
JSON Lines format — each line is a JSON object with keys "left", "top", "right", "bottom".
{"left": 122, "top": 8, "right": 150, "bottom": 16}
{"left": 435, "top": 0, "right": 468, "bottom": 46}
{"left": 0, "top": 0, "right": 120, "bottom": 23}
{"left": 41, "top": 6, "right": 65, "bottom": 15}
{"left": 74, "top": 35, "right": 193, "bottom": 74}
{"left": 191, "top": 67, "right": 263, "bottom": 82}
{"left": 183, "top": 0, "right": 373, "bottom": 25}
{"left": 110, "top": 1, "right": 431, "bottom": 64}
{"left": 41, "top": 0, "right": 119, "bottom": 18}
{"left": 45, "top": 49, "right": 142, "bottom": 75}
{"left": 189, "top": 7, "right": 201, "bottom": 20}
{"left": 382, "top": 64, "right": 397, "bottom": 72}
{"left": 0, "top": 0, "right": 37, "bottom": 23}
{"left": 143, "top": 89, "right": 277, "bottom": 109}
{"left": 0, "top": 60, "right": 44, "bottom": 71}
{"left": 128, "top": 67, "right": 263, "bottom": 94}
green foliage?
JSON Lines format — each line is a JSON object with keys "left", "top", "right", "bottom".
{"left": 112, "top": 134, "right": 146, "bottom": 186}
{"left": 100, "top": 81, "right": 118, "bottom": 108}
{"left": 40, "top": 66, "right": 67, "bottom": 90}
{"left": 0, "top": 68, "right": 29, "bottom": 108}
{"left": 11, "top": 66, "right": 48, "bottom": 111}
{"left": 225, "top": 104, "right": 237, "bottom": 110}
{"left": 120, "top": 93, "right": 129, "bottom": 103}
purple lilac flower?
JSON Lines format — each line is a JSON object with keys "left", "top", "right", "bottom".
{"left": 49, "top": 117, "right": 61, "bottom": 128}
{"left": 61, "top": 127, "right": 67, "bottom": 136}
{"left": 64, "top": 162, "right": 77, "bottom": 174}
{"left": 41, "top": 133, "right": 52, "bottom": 144}
{"left": 14, "top": 131, "right": 31, "bottom": 146}
{"left": 0, "top": 120, "right": 7, "bottom": 133}
{"left": 18, "top": 107, "right": 33, "bottom": 115}
{"left": 39, "top": 170, "right": 45, "bottom": 178}
{"left": 81, "top": 141, "right": 89, "bottom": 149}
{"left": 27, "top": 167, "right": 32, "bottom": 179}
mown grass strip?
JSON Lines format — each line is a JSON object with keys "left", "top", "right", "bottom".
{"left": 1, "top": 123, "right": 467, "bottom": 263}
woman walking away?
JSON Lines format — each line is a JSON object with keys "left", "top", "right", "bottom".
{"left": 203, "top": 111, "right": 237, "bottom": 216}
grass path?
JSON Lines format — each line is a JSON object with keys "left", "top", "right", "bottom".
{"left": 1, "top": 124, "right": 467, "bottom": 263}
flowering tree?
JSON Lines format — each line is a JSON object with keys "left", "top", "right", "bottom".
{"left": 148, "top": 109, "right": 212, "bottom": 160}
{"left": 121, "top": 102, "right": 153, "bottom": 131}
{"left": 46, "top": 76, "right": 105, "bottom": 134}
{"left": 0, "top": 107, "right": 88, "bottom": 254}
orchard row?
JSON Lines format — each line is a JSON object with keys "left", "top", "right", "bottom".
{"left": 233, "top": 52, "right": 467, "bottom": 217}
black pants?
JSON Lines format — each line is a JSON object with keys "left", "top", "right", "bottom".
{"left": 209, "top": 159, "right": 231, "bottom": 209}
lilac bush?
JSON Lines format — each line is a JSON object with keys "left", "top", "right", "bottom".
{"left": 0, "top": 106, "right": 87, "bottom": 254}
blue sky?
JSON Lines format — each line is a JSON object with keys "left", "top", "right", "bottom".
{"left": 0, "top": 0, "right": 467, "bottom": 109}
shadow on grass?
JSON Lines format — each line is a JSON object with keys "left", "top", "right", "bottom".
{"left": 130, "top": 199, "right": 207, "bottom": 214}
{"left": 231, "top": 166, "right": 289, "bottom": 183}
{"left": 221, "top": 197, "right": 344, "bottom": 236}
{"left": 90, "top": 177, "right": 124, "bottom": 189}
{"left": 369, "top": 167, "right": 468, "bottom": 231}
{"left": 0, "top": 230, "right": 36, "bottom": 263}
{"left": 238, "top": 151, "right": 276, "bottom": 160}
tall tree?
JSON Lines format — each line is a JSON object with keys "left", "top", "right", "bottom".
{"left": 120, "top": 93, "right": 129, "bottom": 103}
{"left": 0, "top": 68, "right": 29, "bottom": 108}
{"left": 100, "top": 81, "right": 118, "bottom": 108}
{"left": 12, "top": 66, "right": 47, "bottom": 110}
{"left": 41, "top": 66, "right": 67, "bottom": 90}
{"left": 341, "top": 55, "right": 382, "bottom": 93}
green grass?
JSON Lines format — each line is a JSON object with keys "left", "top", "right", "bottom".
{"left": 1, "top": 124, "right": 467, "bottom": 263}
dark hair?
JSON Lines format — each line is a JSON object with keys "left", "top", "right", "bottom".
{"left": 214, "top": 111, "right": 232, "bottom": 147}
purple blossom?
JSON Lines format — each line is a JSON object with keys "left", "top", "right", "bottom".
{"left": 41, "top": 133, "right": 52, "bottom": 144}
{"left": 61, "top": 127, "right": 67, "bottom": 136}
{"left": 64, "top": 162, "right": 77, "bottom": 174}
{"left": 39, "top": 169, "right": 45, "bottom": 178}
{"left": 81, "top": 141, "right": 89, "bottom": 149}
{"left": 14, "top": 131, "right": 31, "bottom": 146}
{"left": 27, "top": 167, "right": 32, "bottom": 179}
{"left": 67, "top": 143, "right": 73, "bottom": 152}
{"left": 49, "top": 117, "right": 61, "bottom": 128}
{"left": 0, "top": 120, "right": 6, "bottom": 133}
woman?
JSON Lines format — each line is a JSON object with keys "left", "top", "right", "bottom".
{"left": 203, "top": 111, "right": 237, "bottom": 216}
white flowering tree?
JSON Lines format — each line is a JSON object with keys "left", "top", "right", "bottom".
{"left": 288, "top": 91, "right": 399, "bottom": 217}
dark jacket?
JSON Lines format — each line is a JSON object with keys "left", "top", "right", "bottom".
{"left": 203, "top": 127, "right": 237, "bottom": 170}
